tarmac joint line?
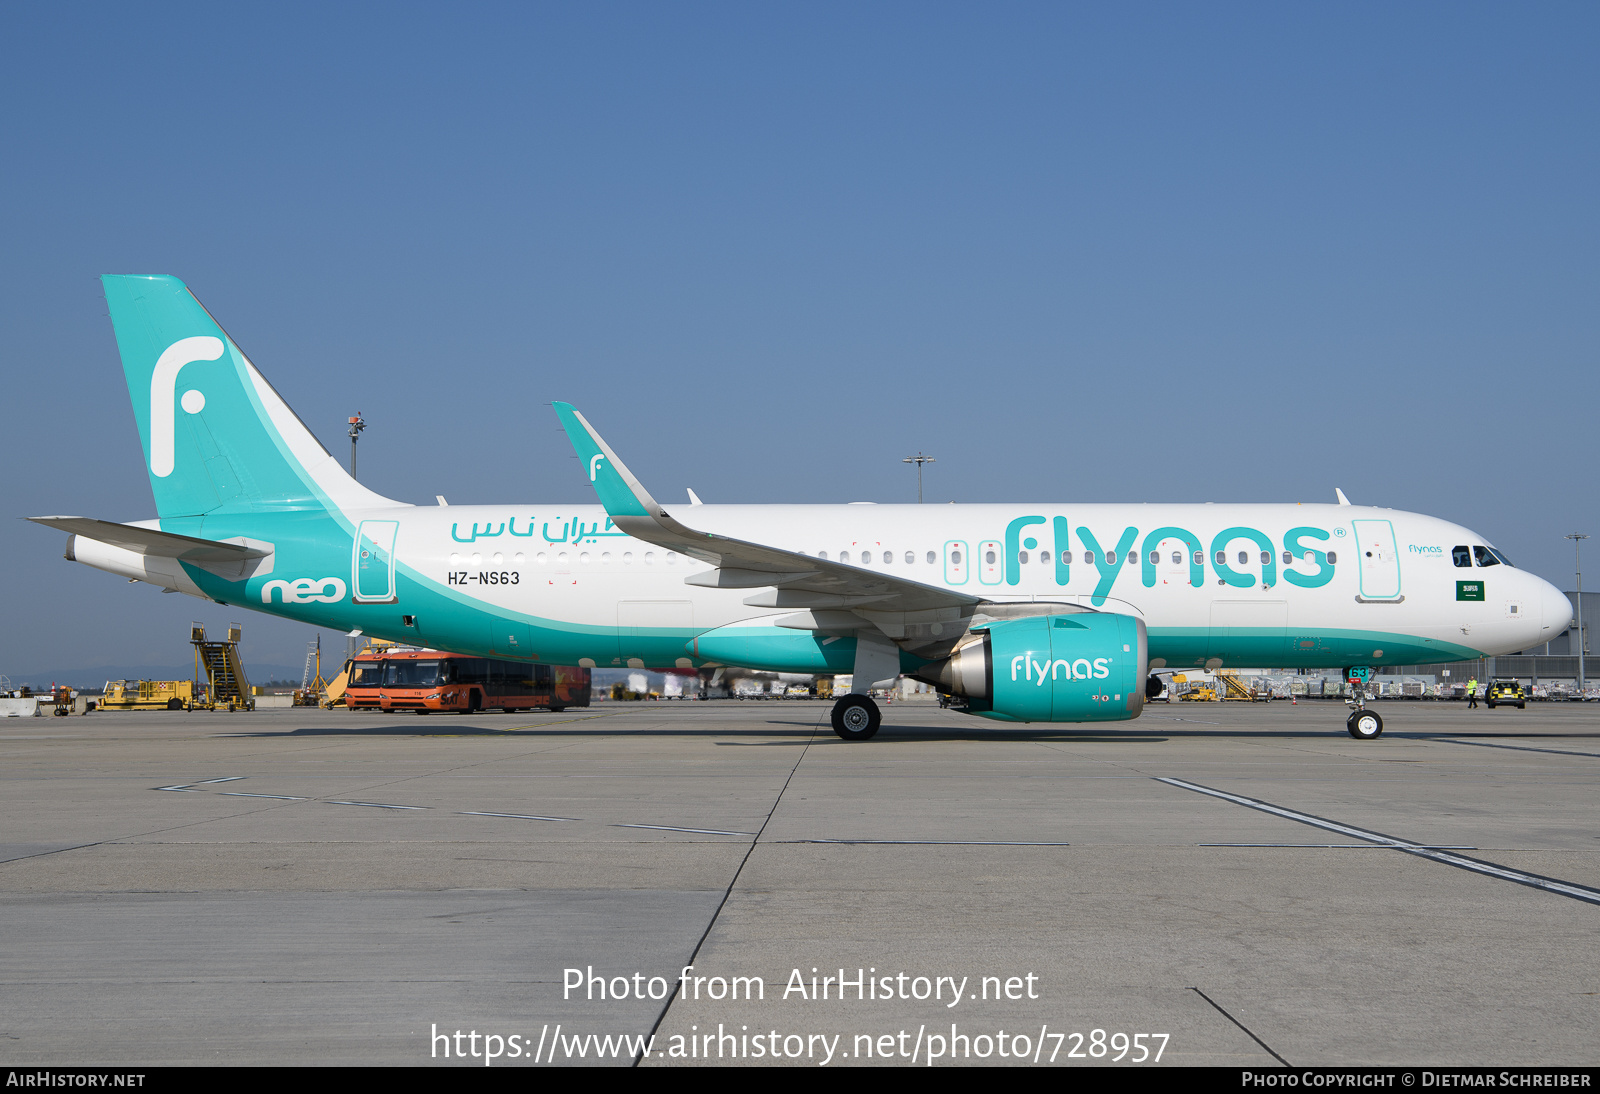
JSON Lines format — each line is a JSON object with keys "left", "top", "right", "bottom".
{"left": 1189, "top": 986, "right": 1291, "bottom": 1067}
{"left": 1156, "top": 776, "right": 1600, "bottom": 907}
{"left": 631, "top": 712, "right": 824, "bottom": 1066}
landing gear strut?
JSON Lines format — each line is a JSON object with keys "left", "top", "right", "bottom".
{"left": 831, "top": 694, "right": 881, "bottom": 741}
{"left": 1344, "top": 668, "right": 1383, "bottom": 739}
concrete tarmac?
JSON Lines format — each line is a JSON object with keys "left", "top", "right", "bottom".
{"left": 2, "top": 698, "right": 1597, "bottom": 1067}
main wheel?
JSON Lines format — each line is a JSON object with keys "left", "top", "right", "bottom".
{"left": 166, "top": 698, "right": 183, "bottom": 710}
{"left": 1347, "top": 710, "right": 1383, "bottom": 739}
{"left": 831, "top": 694, "right": 881, "bottom": 741}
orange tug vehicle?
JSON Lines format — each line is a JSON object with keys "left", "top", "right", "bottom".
{"left": 344, "top": 648, "right": 591, "bottom": 714}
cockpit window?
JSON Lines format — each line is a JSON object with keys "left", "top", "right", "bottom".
{"left": 1488, "top": 547, "right": 1514, "bottom": 567}
{"left": 1473, "top": 546, "right": 1500, "bottom": 568}
{"left": 1452, "top": 545, "right": 1471, "bottom": 568}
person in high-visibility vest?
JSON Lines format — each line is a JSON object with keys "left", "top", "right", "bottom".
{"left": 1467, "top": 677, "right": 1479, "bottom": 709}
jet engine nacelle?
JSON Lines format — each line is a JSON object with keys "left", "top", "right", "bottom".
{"left": 914, "top": 613, "right": 1148, "bottom": 723}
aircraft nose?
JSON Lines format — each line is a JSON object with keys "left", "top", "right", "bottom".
{"left": 1540, "top": 577, "right": 1574, "bottom": 640}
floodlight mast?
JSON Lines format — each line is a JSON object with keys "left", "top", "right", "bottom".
{"left": 348, "top": 412, "right": 366, "bottom": 480}
{"left": 1568, "top": 533, "right": 1588, "bottom": 695}
{"left": 902, "top": 452, "right": 935, "bottom": 503}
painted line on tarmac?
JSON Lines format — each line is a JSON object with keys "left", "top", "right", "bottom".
{"left": 325, "top": 799, "right": 428, "bottom": 811}
{"left": 459, "top": 810, "right": 578, "bottom": 822}
{"left": 220, "top": 792, "right": 307, "bottom": 800}
{"left": 1156, "top": 776, "right": 1600, "bottom": 907}
{"left": 613, "top": 823, "right": 754, "bottom": 836}
{"left": 153, "top": 777, "right": 245, "bottom": 792}
{"left": 777, "top": 839, "right": 1071, "bottom": 846}
{"left": 1435, "top": 738, "right": 1600, "bottom": 760}
{"left": 1200, "top": 843, "right": 1477, "bottom": 849}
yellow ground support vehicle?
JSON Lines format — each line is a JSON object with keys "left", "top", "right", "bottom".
{"left": 1485, "top": 679, "right": 1527, "bottom": 710}
{"left": 1171, "top": 674, "right": 1217, "bottom": 701}
{"left": 100, "top": 679, "right": 196, "bottom": 711}
{"left": 1217, "top": 671, "right": 1262, "bottom": 701}
{"left": 191, "top": 623, "right": 253, "bottom": 710}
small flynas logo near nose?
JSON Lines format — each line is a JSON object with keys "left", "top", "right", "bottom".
{"left": 589, "top": 454, "right": 606, "bottom": 481}
{"left": 149, "top": 336, "right": 225, "bottom": 477}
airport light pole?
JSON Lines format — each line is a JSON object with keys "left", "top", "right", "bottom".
{"left": 1568, "top": 533, "right": 1588, "bottom": 696}
{"left": 902, "top": 453, "right": 935, "bottom": 503}
{"left": 348, "top": 412, "right": 366, "bottom": 480}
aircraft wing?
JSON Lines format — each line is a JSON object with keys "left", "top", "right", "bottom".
{"left": 552, "top": 403, "right": 983, "bottom": 617}
{"left": 26, "top": 516, "right": 271, "bottom": 563}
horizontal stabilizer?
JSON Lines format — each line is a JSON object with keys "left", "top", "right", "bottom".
{"left": 27, "top": 516, "right": 270, "bottom": 562}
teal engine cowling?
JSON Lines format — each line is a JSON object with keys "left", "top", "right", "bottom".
{"left": 913, "top": 613, "right": 1148, "bottom": 723}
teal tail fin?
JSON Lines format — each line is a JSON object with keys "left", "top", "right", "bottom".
{"left": 102, "top": 275, "right": 397, "bottom": 518}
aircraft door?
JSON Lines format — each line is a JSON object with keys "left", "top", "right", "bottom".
{"left": 978, "top": 540, "right": 1002, "bottom": 586}
{"left": 353, "top": 520, "right": 399, "bottom": 603}
{"left": 1352, "top": 520, "right": 1402, "bottom": 600}
{"left": 944, "top": 541, "right": 969, "bottom": 585}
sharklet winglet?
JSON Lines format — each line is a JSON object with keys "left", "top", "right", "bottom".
{"left": 549, "top": 402, "right": 982, "bottom": 612}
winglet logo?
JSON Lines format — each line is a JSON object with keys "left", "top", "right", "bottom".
{"left": 589, "top": 454, "right": 606, "bottom": 481}
{"left": 150, "top": 336, "right": 225, "bottom": 477}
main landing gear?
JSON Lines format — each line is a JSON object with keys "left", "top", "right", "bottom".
{"left": 831, "top": 694, "right": 881, "bottom": 741}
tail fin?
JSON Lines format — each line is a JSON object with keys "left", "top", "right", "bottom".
{"left": 102, "top": 275, "right": 399, "bottom": 518}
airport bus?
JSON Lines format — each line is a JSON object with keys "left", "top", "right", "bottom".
{"left": 343, "top": 648, "right": 591, "bottom": 714}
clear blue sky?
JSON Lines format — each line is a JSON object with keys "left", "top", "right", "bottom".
{"left": 2, "top": 2, "right": 1596, "bottom": 679}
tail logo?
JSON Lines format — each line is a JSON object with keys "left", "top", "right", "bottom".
{"left": 589, "top": 454, "right": 606, "bottom": 481}
{"left": 150, "top": 336, "right": 226, "bottom": 477}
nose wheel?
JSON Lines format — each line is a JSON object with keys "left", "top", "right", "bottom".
{"left": 1347, "top": 710, "right": 1383, "bottom": 739}
{"left": 831, "top": 694, "right": 881, "bottom": 741}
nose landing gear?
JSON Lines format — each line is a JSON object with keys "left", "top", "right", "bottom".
{"left": 1344, "top": 666, "right": 1383, "bottom": 739}
{"left": 1347, "top": 709, "right": 1383, "bottom": 739}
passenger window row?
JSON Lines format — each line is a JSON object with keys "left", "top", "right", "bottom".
{"left": 811, "top": 550, "right": 941, "bottom": 565}
{"left": 805, "top": 546, "right": 1342, "bottom": 569}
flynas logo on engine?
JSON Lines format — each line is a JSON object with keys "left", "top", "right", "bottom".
{"left": 1012, "top": 654, "right": 1111, "bottom": 685}
{"left": 150, "top": 337, "right": 225, "bottom": 477}
{"left": 261, "top": 578, "right": 348, "bottom": 605}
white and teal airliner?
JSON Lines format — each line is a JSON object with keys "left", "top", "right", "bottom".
{"left": 32, "top": 276, "right": 1571, "bottom": 740}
